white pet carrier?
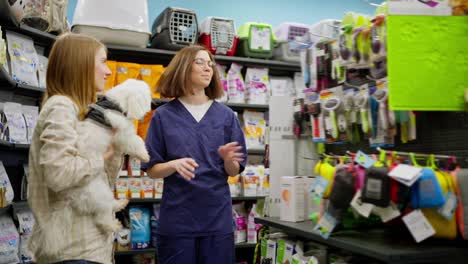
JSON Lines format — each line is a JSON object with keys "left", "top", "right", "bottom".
{"left": 274, "top": 22, "right": 309, "bottom": 63}
{"left": 150, "top": 7, "right": 198, "bottom": 51}
{"left": 198, "top": 17, "right": 238, "bottom": 56}
{"left": 72, "top": 0, "right": 151, "bottom": 48}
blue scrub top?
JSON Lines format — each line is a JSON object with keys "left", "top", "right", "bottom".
{"left": 142, "top": 99, "right": 247, "bottom": 237}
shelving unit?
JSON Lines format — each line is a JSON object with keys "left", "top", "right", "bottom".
{"left": 255, "top": 217, "right": 468, "bottom": 264}
{"left": 128, "top": 196, "right": 266, "bottom": 204}
{"left": 0, "top": 139, "right": 30, "bottom": 150}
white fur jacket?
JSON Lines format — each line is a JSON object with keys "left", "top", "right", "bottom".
{"left": 27, "top": 95, "right": 122, "bottom": 264}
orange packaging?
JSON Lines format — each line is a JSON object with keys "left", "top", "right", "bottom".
{"left": 137, "top": 109, "right": 155, "bottom": 140}
{"left": 141, "top": 177, "right": 154, "bottom": 198}
{"left": 104, "top": 60, "right": 117, "bottom": 91}
{"left": 139, "top": 64, "right": 165, "bottom": 98}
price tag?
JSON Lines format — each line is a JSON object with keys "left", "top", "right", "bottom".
{"left": 438, "top": 191, "right": 458, "bottom": 221}
{"left": 402, "top": 209, "right": 436, "bottom": 243}
{"left": 313, "top": 212, "right": 337, "bottom": 239}
{"left": 309, "top": 177, "right": 329, "bottom": 200}
{"left": 373, "top": 202, "right": 401, "bottom": 223}
{"left": 388, "top": 164, "right": 422, "bottom": 186}
{"left": 354, "top": 151, "right": 376, "bottom": 169}
{"left": 350, "top": 190, "right": 374, "bottom": 218}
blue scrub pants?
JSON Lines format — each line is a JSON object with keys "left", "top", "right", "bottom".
{"left": 156, "top": 233, "right": 235, "bottom": 264}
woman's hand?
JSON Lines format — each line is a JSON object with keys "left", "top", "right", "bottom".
{"left": 170, "top": 158, "right": 199, "bottom": 180}
{"left": 218, "top": 142, "right": 244, "bottom": 162}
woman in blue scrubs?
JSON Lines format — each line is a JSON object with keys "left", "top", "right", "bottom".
{"left": 142, "top": 45, "right": 247, "bottom": 264}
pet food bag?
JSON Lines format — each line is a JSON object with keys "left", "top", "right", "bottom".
{"left": 232, "top": 207, "right": 247, "bottom": 244}
{"left": 115, "top": 228, "right": 131, "bottom": 251}
{"left": 115, "top": 178, "right": 129, "bottom": 199}
{"left": 247, "top": 203, "right": 262, "bottom": 243}
{"left": 16, "top": 208, "right": 35, "bottom": 263}
{"left": 227, "top": 63, "right": 245, "bottom": 103}
{"left": 153, "top": 178, "right": 164, "bottom": 199}
{"left": 21, "top": 105, "right": 39, "bottom": 144}
{"left": 245, "top": 67, "right": 270, "bottom": 105}
{"left": 141, "top": 177, "right": 153, "bottom": 199}
{"left": 0, "top": 215, "right": 20, "bottom": 264}
{"left": 139, "top": 64, "right": 165, "bottom": 98}
{"left": 216, "top": 64, "right": 228, "bottom": 102}
{"left": 242, "top": 166, "right": 259, "bottom": 197}
{"left": 0, "top": 162, "right": 14, "bottom": 206}
{"left": 2, "top": 102, "right": 28, "bottom": 144}
{"left": 36, "top": 55, "right": 48, "bottom": 89}
{"left": 243, "top": 111, "right": 266, "bottom": 150}
{"left": 5, "top": 31, "right": 39, "bottom": 86}
{"left": 129, "top": 178, "right": 142, "bottom": 198}
{"left": 0, "top": 33, "right": 8, "bottom": 74}
{"left": 137, "top": 109, "right": 155, "bottom": 141}
{"left": 130, "top": 207, "right": 151, "bottom": 249}
{"left": 228, "top": 175, "right": 242, "bottom": 197}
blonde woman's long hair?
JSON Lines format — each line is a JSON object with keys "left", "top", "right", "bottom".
{"left": 44, "top": 33, "right": 106, "bottom": 119}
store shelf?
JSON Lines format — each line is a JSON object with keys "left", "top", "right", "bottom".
{"left": 215, "top": 54, "right": 300, "bottom": 72}
{"left": 0, "top": 139, "right": 30, "bottom": 150}
{"left": 3, "top": 24, "right": 57, "bottom": 48}
{"left": 0, "top": 65, "right": 45, "bottom": 97}
{"left": 232, "top": 196, "right": 266, "bottom": 201}
{"left": 114, "top": 248, "right": 157, "bottom": 256}
{"left": 129, "top": 198, "right": 161, "bottom": 203}
{"left": 235, "top": 242, "right": 257, "bottom": 249}
{"left": 255, "top": 217, "right": 468, "bottom": 264}
{"left": 152, "top": 98, "right": 269, "bottom": 113}
{"left": 247, "top": 148, "right": 266, "bottom": 155}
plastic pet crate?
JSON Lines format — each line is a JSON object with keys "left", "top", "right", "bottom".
{"left": 198, "top": 16, "right": 238, "bottom": 56}
{"left": 150, "top": 7, "right": 198, "bottom": 51}
{"left": 273, "top": 22, "right": 309, "bottom": 62}
{"left": 72, "top": 0, "right": 151, "bottom": 48}
{"left": 236, "top": 22, "right": 274, "bottom": 59}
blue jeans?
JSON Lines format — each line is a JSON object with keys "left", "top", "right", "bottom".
{"left": 53, "top": 261, "right": 100, "bottom": 264}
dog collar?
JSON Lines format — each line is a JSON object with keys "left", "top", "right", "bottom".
{"left": 85, "top": 97, "right": 126, "bottom": 128}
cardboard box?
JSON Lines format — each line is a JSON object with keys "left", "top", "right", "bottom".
{"left": 280, "top": 176, "right": 305, "bottom": 222}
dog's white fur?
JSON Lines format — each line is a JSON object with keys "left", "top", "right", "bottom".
{"left": 73, "top": 79, "right": 152, "bottom": 231}
{"left": 30, "top": 79, "right": 153, "bottom": 259}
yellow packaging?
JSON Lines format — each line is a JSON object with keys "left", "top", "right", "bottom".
{"left": 129, "top": 177, "right": 142, "bottom": 199}
{"left": 116, "top": 62, "right": 142, "bottom": 131}
{"left": 141, "top": 177, "right": 154, "bottom": 199}
{"left": 104, "top": 60, "right": 117, "bottom": 91}
{"left": 115, "top": 178, "right": 129, "bottom": 199}
{"left": 228, "top": 175, "right": 241, "bottom": 197}
{"left": 139, "top": 64, "right": 165, "bottom": 98}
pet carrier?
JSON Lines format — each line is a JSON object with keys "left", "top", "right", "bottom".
{"left": 72, "top": 0, "right": 151, "bottom": 48}
{"left": 236, "top": 22, "right": 275, "bottom": 59}
{"left": 198, "top": 16, "right": 238, "bottom": 56}
{"left": 150, "top": 7, "right": 198, "bottom": 50}
{"left": 273, "top": 22, "right": 309, "bottom": 63}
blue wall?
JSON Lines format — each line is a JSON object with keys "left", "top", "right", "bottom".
{"left": 67, "top": 0, "right": 384, "bottom": 30}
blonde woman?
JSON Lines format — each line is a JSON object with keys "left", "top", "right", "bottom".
{"left": 143, "top": 45, "right": 247, "bottom": 264}
{"left": 28, "top": 33, "right": 122, "bottom": 264}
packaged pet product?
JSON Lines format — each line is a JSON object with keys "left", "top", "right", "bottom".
{"left": 245, "top": 67, "right": 270, "bottom": 105}
{"left": 276, "top": 238, "right": 295, "bottom": 264}
{"left": 247, "top": 203, "right": 262, "bottom": 243}
{"left": 129, "top": 157, "right": 141, "bottom": 176}
{"left": 141, "top": 177, "right": 154, "bottom": 199}
{"left": 132, "top": 253, "right": 156, "bottom": 264}
{"left": 2, "top": 102, "right": 28, "bottom": 144}
{"left": 36, "top": 54, "right": 48, "bottom": 89}
{"left": 0, "top": 33, "right": 8, "bottom": 74}
{"left": 137, "top": 109, "right": 155, "bottom": 141}
{"left": 16, "top": 208, "right": 35, "bottom": 263}
{"left": 5, "top": 31, "right": 39, "bottom": 86}
{"left": 140, "top": 64, "right": 165, "bottom": 98}
{"left": 259, "top": 167, "right": 270, "bottom": 196}
{"left": 21, "top": 164, "right": 28, "bottom": 201}
{"left": 116, "top": 62, "right": 141, "bottom": 85}
{"left": 151, "top": 204, "right": 160, "bottom": 248}
{"left": 115, "top": 178, "right": 129, "bottom": 199}
{"left": 216, "top": 64, "right": 228, "bottom": 102}
{"left": 153, "top": 178, "right": 164, "bottom": 198}
{"left": 0, "top": 162, "right": 14, "bottom": 205}
{"left": 21, "top": 105, "right": 38, "bottom": 144}
{"left": 232, "top": 202, "right": 247, "bottom": 242}
{"left": 242, "top": 166, "right": 259, "bottom": 197}
{"left": 104, "top": 60, "right": 117, "bottom": 92}
{"left": 129, "top": 207, "right": 151, "bottom": 249}
{"left": 270, "top": 76, "right": 295, "bottom": 97}
{"left": 115, "top": 228, "right": 131, "bottom": 251}
{"left": 129, "top": 177, "right": 142, "bottom": 198}
{"left": 227, "top": 63, "right": 245, "bottom": 103}
{"left": 243, "top": 111, "right": 266, "bottom": 150}
{"left": 0, "top": 215, "right": 20, "bottom": 264}
{"left": 228, "top": 175, "right": 242, "bottom": 197}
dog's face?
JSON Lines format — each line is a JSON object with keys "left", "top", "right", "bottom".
{"left": 105, "top": 79, "right": 152, "bottom": 120}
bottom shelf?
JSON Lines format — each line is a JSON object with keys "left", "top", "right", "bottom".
{"left": 255, "top": 217, "right": 468, "bottom": 264}
{"left": 114, "top": 248, "right": 156, "bottom": 256}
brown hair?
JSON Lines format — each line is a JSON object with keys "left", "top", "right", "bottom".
{"left": 44, "top": 32, "right": 106, "bottom": 119}
{"left": 157, "top": 45, "right": 223, "bottom": 99}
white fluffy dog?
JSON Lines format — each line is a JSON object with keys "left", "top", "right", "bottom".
{"left": 71, "top": 78, "right": 152, "bottom": 232}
